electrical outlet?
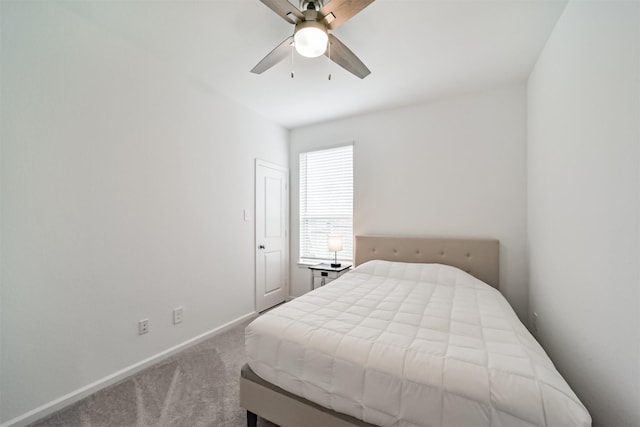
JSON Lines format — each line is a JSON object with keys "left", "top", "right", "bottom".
{"left": 139, "top": 319, "right": 149, "bottom": 335}
{"left": 173, "top": 307, "right": 183, "bottom": 325}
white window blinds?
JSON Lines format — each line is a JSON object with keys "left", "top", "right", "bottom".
{"left": 299, "top": 144, "right": 353, "bottom": 263}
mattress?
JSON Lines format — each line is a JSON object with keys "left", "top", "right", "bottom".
{"left": 245, "top": 260, "right": 591, "bottom": 427}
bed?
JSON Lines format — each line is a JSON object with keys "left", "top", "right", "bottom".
{"left": 240, "top": 236, "right": 591, "bottom": 427}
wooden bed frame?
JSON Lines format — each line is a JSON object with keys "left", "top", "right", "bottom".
{"left": 240, "top": 235, "right": 500, "bottom": 427}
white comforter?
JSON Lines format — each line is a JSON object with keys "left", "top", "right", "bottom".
{"left": 246, "top": 260, "right": 591, "bottom": 427}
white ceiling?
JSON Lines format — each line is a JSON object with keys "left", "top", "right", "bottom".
{"left": 61, "top": 0, "right": 567, "bottom": 129}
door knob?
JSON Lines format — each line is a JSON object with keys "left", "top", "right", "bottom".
{"left": 259, "top": 245, "right": 265, "bottom": 249}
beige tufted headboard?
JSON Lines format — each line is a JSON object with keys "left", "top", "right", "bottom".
{"left": 355, "top": 236, "right": 500, "bottom": 289}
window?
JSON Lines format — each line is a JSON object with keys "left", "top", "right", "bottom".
{"left": 299, "top": 144, "right": 353, "bottom": 263}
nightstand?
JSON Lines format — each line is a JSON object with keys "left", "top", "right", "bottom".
{"left": 309, "top": 263, "right": 352, "bottom": 290}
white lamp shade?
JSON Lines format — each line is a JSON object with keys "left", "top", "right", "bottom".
{"left": 328, "top": 235, "right": 344, "bottom": 252}
{"left": 294, "top": 25, "right": 328, "bottom": 58}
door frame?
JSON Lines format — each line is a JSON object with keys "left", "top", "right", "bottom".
{"left": 255, "top": 159, "right": 289, "bottom": 312}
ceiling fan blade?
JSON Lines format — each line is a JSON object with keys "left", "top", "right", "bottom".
{"left": 251, "top": 36, "right": 294, "bottom": 74}
{"left": 325, "top": 34, "right": 370, "bottom": 79}
{"left": 320, "top": 0, "right": 374, "bottom": 30}
{"left": 259, "top": 0, "right": 304, "bottom": 24}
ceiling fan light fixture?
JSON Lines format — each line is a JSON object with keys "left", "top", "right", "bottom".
{"left": 252, "top": 0, "right": 374, "bottom": 79}
{"left": 293, "top": 22, "right": 328, "bottom": 58}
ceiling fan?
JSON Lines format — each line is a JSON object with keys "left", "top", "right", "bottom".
{"left": 251, "top": 0, "right": 375, "bottom": 79}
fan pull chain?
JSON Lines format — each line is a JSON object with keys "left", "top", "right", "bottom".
{"left": 327, "top": 39, "right": 332, "bottom": 81}
{"left": 291, "top": 41, "right": 295, "bottom": 78}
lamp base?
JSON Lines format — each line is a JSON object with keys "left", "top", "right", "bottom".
{"left": 330, "top": 263, "right": 342, "bottom": 268}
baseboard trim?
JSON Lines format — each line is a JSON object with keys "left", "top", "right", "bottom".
{"left": 1, "top": 311, "right": 257, "bottom": 427}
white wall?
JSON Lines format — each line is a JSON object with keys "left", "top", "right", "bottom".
{"left": 527, "top": 1, "right": 639, "bottom": 426}
{"left": 289, "top": 85, "right": 529, "bottom": 320}
{"left": 0, "top": 1, "right": 287, "bottom": 423}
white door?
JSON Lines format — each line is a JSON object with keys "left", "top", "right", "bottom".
{"left": 255, "top": 160, "right": 289, "bottom": 312}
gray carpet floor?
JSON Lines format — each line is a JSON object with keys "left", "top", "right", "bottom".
{"left": 28, "top": 318, "right": 276, "bottom": 427}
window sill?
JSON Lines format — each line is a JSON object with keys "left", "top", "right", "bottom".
{"left": 297, "top": 260, "right": 353, "bottom": 268}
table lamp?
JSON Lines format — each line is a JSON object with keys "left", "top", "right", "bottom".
{"left": 328, "top": 235, "right": 343, "bottom": 268}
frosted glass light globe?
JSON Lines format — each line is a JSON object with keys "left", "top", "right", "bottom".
{"left": 294, "top": 25, "right": 328, "bottom": 58}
